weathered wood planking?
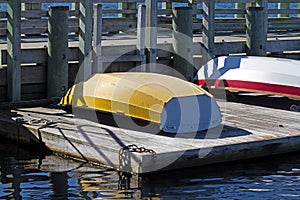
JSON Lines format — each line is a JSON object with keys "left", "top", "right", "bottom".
{"left": 0, "top": 99, "right": 300, "bottom": 173}
{"left": 1, "top": 31, "right": 300, "bottom": 66}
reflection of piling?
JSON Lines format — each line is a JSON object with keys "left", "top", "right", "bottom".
{"left": 172, "top": 7, "right": 194, "bottom": 81}
{"left": 246, "top": 6, "right": 267, "bottom": 56}
{"left": 51, "top": 172, "right": 68, "bottom": 198}
{"left": 47, "top": 6, "right": 69, "bottom": 98}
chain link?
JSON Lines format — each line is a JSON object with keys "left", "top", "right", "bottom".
{"left": 121, "top": 144, "right": 156, "bottom": 158}
{"left": 16, "top": 117, "right": 57, "bottom": 128}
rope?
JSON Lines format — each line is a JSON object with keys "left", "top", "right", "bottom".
{"left": 290, "top": 104, "right": 300, "bottom": 112}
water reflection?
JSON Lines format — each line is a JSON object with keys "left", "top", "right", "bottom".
{"left": 0, "top": 138, "right": 140, "bottom": 199}
{"left": 141, "top": 154, "right": 300, "bottom": 199}
{"left": 1, "top": 137, "right": 300, "bottom": 199}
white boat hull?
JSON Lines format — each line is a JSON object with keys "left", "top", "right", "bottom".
{"left": 195, "top": 56, "right": 300, "bottom": 99}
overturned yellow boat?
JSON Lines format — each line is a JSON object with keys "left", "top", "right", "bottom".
{"left": 60, "top": 72, "right": 222, "bottom": 133}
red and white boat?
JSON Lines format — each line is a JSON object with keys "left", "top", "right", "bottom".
{"left": 195, "top": 56, "right": 300, "bottom": 100}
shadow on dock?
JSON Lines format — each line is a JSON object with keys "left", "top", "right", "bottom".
{"left": 68, "top": 106, "right": 162, "bottom": 134}
{"left": 158, "top": 125, "right": 251, "bottom": 139}
{"left": 226, "top": 92, "right": 300, "bottom": 111}
{"left": 68, "top": 106, "right": 252, "bottom": 139}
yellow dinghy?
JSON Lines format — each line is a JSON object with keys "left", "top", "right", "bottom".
{"left": 60, "top": 72, "right": 222, "bottom": 133}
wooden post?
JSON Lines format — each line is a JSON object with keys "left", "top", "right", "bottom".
{"left": 162, "top": 1, "right": 172, "bottom": 17}
{"left": 47, "top": 6, "right": 69, "bottom": 98}
{"left": 71, "top": 3, "right": 79, "bottom": 10}
{"left": 256, "top": 0, "right": 268, "bottom": 29}
{"left": 137, "top": 5, "right": 146, "bottom": 71}
{"left": 79, "top": 0, "right": 93, "bottom": 81}
{"left": 235, "top": 3, "right": 245, "bottom": 18}
{"left": 7, "top": 0, "right": 21, "bottom": 101}
{"left": 122, "top": 2, "right": 136, "bottom": 19}
{"left": 188, "top": 0, "right": 197, "bottom": 20}
{"left": 172, "top": 7, "right": 194, "bottom": 81}
{"left": 24, "top": 2, "right": 41, "bottom": 11}
{"left": 202, "top": 0, "right": 215, "bottom": 63}
{"left": 278, "top": 3, "right": 289, "bottom": 18}
{"left": 256, "top": 0, "right": 267, "bottom": 8}
{"left": 118, "top": 2, "right": 123, "bottom": 18}
{"left": 248, "top": 2, "right": 256, "bottom": 7}
{"left": 92, "top": 4, "right": 103, "bottom": 74}
{"left": 246, "top": 6, "right": 267, "bottom": 56}
{"left": 145, "top": 0, "right": 157, "bottom": 72}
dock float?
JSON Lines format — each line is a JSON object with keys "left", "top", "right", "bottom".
{"left": 0, "top": 98, "right": 300, "bottom": 174}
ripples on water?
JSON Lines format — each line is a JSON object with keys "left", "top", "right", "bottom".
{"left": 1, "top": 138, "right": 300, "bottom": 199}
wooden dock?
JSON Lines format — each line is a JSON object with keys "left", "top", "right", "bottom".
{"left": 0, "top": 96, "right": 299, "bottom": 174}
{"left": 0, "top": 0, "right": 300, "bottom": 174}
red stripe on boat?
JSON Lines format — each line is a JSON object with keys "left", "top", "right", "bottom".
{"left": 197, "top": 79, "right": 300, "bottom": 97}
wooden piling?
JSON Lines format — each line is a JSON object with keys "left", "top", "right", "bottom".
{"left": 202, "top": 0, "right": 215, "bottom": 62}
{"left": 235, "top": 3, "right": 245, "bottom": 18}
{"left": 78, "top": 0, "right": 93, "bottom": 81}
{"left": 92, "top": 4, "right": 103, "bottom": 74}
{"left": 118, "top": 2, "right": 123, "bottom": 18}
{"left": 145, "top": 0, "right": 157, "bottom": 72}
{"left": 246, "top": 6, "right": 267, "bottom": 56}
{"left": 122, "top": 2, "right": 136, "bottom": 19}
{"left": 7, "top": 0, "right": 21, "bottom": 101}
{"left": 71, "top": 2, "right": 79, "bottom": 10}
{"left": 162, "top": 1, "right": 172, "bottom": 16}
{"left": 47, "top": 6, "right": 69, "bottom": 98}
{"left": 172, "top": 7, "right": 194, "bottom": 81}
{"left": 137, "top": 5, "right": 146, "bottom": 71}
{"left": 24, "top": 2, "right": 41, "bottom": 11}
{"left": 188, "top": 0, "right": 197, "bottom": 19}
{"left": 278, "top": 3, "right": 289, "bottom": 18}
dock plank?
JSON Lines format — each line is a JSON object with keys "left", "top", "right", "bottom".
{"left": 0, "top": 99, "right": 300, "bottom": 173}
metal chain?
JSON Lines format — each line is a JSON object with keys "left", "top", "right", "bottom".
{"left": 15, "top": 117, "right": 57, "bottom": 128}
{"left": 121, "top": 144, "right": 156, "bottom": 158}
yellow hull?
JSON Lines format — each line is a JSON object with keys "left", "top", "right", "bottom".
{"left": 60, "top": 72, "right": 222, "bottom": 133}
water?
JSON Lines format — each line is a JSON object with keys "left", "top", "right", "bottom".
{"left": 2, "top": 138, "right": 300, "bottom": 199}
{"left": 0, "top": 2, "right": 299, "bottom": 18}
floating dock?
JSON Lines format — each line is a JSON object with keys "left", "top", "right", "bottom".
{"left": 1, "top": 1, "right": 300, "bottom": 174}
{"left": 0, "top": 97, "right": 299, "bottom": 174}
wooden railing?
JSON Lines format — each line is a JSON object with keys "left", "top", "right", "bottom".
{"left": 1, "top": 0, "right": 300, "bottom": 102}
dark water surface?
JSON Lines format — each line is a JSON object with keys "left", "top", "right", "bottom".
{"left": 1, "top": 138, "right": 300, "bottom": 199}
